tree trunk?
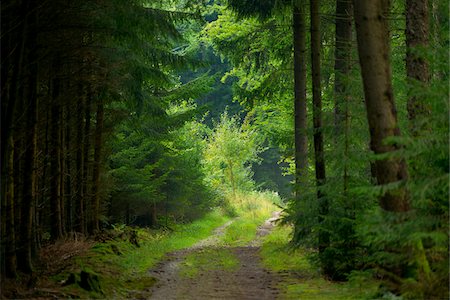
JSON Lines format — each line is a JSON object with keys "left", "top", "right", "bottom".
{"left": 293, "top": 2, "right": 308, "bottom": 198}
{"left": 82, "top": 87, "right": 92, "bottom": 233}
{"left": 406, "top": 0, "right": 430, "bottom": 130}
{"left": 91, "top": 101, "right": 104, "bottom": 232}
{"left": 334, "top": 0, "right": 353, "bottom": 195}
{"left": 50, "top": 59, "right": 63, "bottom": 240}
{"left": 60, "top": 103, "right": 66, "bottom": 235}
{"left": 5, "top": 136, "right": 17, "bottom": 277}
{"left": 353, "top": 0, "right": 410, "bottom": 212}
{"left": 310, "top": 0, "right": 328, "bottom": 254}
{"left": 65, "top": 103, "right": 73, "bottom": 231}
{"left": 75, "top": 84, "right": 85, "bottom": 233}
{"left": 18, "top": 0, "right": 39, "bottom": 272}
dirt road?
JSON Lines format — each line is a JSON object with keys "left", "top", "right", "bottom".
{"left": 148, "top": 213, "right": 281, "bottom": 299}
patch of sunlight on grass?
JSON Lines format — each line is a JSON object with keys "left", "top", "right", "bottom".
{"left": 221, "top": 218, "right": 260, "bottom": 246}
{"left": 116, "top": 209, "right": 230, "bottom": 276}
{"left": 179, "top": 247, "right": 239, "bottom": 278}
{"left": 261, "top": 226, "right": 379, "bottom": 300}
{"left": 220, "top": 190, "right": 279, "bottom": 246}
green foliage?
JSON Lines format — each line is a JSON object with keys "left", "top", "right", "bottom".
{"left": 220, "top": 190, "right": 279, "bottom": 245}
{"left": 58, "top": 210, "right": 230, "bottom": 298}
{"left": 203, "top": 112, "right": 264, "bottom": 197}
{"left": 109, "top": 101, "right": 215, "bottom": 224}
{"left": 261, "top": 226, "right": 379, "bottom": 299}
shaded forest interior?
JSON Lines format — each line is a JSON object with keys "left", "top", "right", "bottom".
{"left": 1, "top": 0, "right": 449, "bottom": 299}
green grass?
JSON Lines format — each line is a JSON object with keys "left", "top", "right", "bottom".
{"left": 116, "top": 210, "right": 230, "bottom": 276}
{"left": 179, "top": 247, "right": 239, "bottom": 278}
{"left": 58, "top": 209, "right": 230, "bottom": 298}
{"left": 221, "top": 190, "right": 278, "bottom": 246}
{"left": 261, "top": 226, "right": 379, "bottom": 300}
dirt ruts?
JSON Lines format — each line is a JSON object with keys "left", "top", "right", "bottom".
{"left": 147, "top": 213, "right": 281, "bottom": 299}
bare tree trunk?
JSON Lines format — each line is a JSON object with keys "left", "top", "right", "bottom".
{"left": 75, "top": 84, "right": 85, "bottom": 234}
{"left": 65, "top": 102, "right": 73, "bottom": 231}
{"left": 60, "top": 103, "right": 66, "bottom": 235}
{"left": 18, "top": 0, "right": 39, "bottom": 272}
{"left": 82, "top": 87, "right": 92, "bottom": 234}
{"left": 406, "top": 0, "right": 430, "bottom": 130}
{"left": 310, "top": 0, "right": 328, "bottom": 254}
{"left": 334, "top": 0, "right": 353, "bottom": 195}
{"left": 91, "top": 101, "right": 104, "bottom": 232}
{"left": 293, "top": 2, "right": 308, "bottom": 198}
{"left": 5, "top": 136, "right": 17, "bottom": 277}
{"left": 353, "top": 0, "right": 410, "bottom": 212}
{"left": 50, "top": 58, "right": 63, "bottom": 240}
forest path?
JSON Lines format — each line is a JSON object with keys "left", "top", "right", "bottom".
{"left": 147, "top": 213, "right": 281, "bottom": 299}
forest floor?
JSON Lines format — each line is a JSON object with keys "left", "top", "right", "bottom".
{"left": 147, "top": 214, "right": 280, "bottom": 299}
{"left": 1, "top": 210, "right": 378, "bottom": 299}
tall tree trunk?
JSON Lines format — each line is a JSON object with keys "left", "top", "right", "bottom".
{"left": 65, "top": 102, "right": 73, "bottom": 231}
{"left": 4, "top": 136, "right": 17, "bottom": 277}
{"left": 406, "top": 0, "right": 430, "bottom": 130}
{"left": 91, "top": 101, "right": 104, "bottom": 232}
{"left": 1, "top": 4, "right": 27, "bottom": 212}
{"left": 50, "top": 59, "right": 63, "bottom": 240}
{"left": 334, "top": 0, "right": 353, "bottom": 195}
{"left": 82, "top": 87, "right": 92, "bottom": 234}
{"left": 310, "top": 0, "right": 328, "bottom": 254}
{"left": 18, "top": 0, "right": 39, "bottom": 272}
{"left": 353, "top": 0, "right": 410, "bottom": 212}
{"left": 60, "top": 103, "right": 66, "bottom": 235}
{"left": 74, "top": 84, "right": 85, "bottom": 233}
{"left": 293, "top": 2, "right": 308, "bottom": 198}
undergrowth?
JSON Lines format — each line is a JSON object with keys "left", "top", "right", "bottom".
{"left": 261, "top": 226, "right": 380, "bottom": 300}
{"left": 221, "top": 190, "right": 279, "bottom": 246}
{"left": 57, "top": 209, "right": 230, "bottom": 298}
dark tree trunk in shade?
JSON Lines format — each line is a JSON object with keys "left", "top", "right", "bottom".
{"left": 406, "top": 0, "right": 430, "bottom": 130}
{"left": 5, "top": 136, "right": 17, "bottom": 277}
{"left": 18, "top": 0, "right": 39, "bottom": 272}
{"left": 75, "top": 85, "right": 85, "bottom": 234}
{"left": 334, "top": 0, "right": 353, "bottom": 195}
{"left": 310, "top": 0, "right": 328, "bottom": 254}
{"left": 50, "top": 58, "right": 63, "bottom": 240}
{"left": 91, "top": 101, "right": 104, "bottom": 232}
{"left": 293, "top": 2, "right": 308, "bottom": 198}
{"left": 353, "top": 0, "right": 410, "bottom": 212}
{"left": 60, "top": 103, "right": 66, "bottom": 235}
{"left": 82, "top": 86, "right": 92, "bottom": 233}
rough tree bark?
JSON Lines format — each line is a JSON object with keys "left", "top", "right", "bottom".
{"left": 353, "top": 0, "right": 410, "bottom": 212}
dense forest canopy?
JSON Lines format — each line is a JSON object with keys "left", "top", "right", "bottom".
{"left": 1, "top": 0, "right": 448, "bottom": 299}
